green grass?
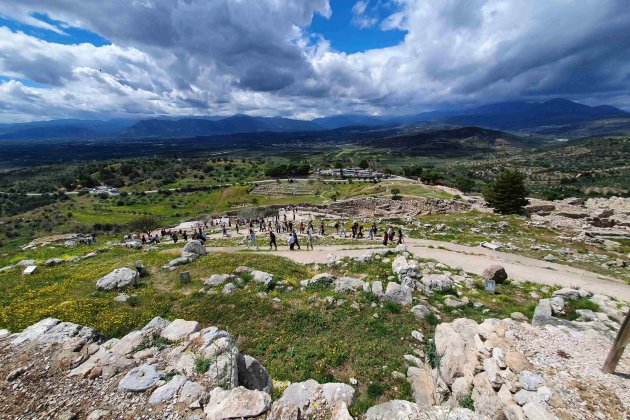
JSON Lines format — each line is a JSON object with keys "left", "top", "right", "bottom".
{"left": 0, "top": 245, "right": 429, "bottom": 415}
{"left": 563, "top": 297, "right": 601, "bottom": 321}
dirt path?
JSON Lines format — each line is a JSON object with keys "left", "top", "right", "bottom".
{"left": 211, "top": 238, "right": 630, "bottom": 301}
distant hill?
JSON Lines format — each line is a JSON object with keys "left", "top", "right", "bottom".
{"left": 121, "top": 114, "right": 322, "bottom": 138}
{"left": 0, "top": 98, "right": 627, "bottom": 141}
{"left": 362, "top": 126, "right": 530, "bottom": 156}
{"left": 444, "top": 98, "right": 628, "bottom": 130}
{"left": 0, "top": 119, "right": 137, "bottom": 141}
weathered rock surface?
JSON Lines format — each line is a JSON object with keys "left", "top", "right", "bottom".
{"left": 236, "top": 353, "right": 273, "bottom": 394}
{"left": 204, "top": 386, "right": 271, "bottom": 419}
{"left": 118, "top": 364, "right": 160, "bottom": 392}
{"left": 384, "top": 282, "right": 413, "bottom": 305}
{"left": 271, "top": 379, "right": 355, "bottom": 417}
{"left": 334, "top": 277, "right": 366, "bottom": 292}
{"left": 160, "top": 319, "right": 200, "bottom": 342}
{"left": 95, "top": 267, "right": 139, "bottom": 291}
{"left": 182, "top": 240, "right": 207, "bottom": 258}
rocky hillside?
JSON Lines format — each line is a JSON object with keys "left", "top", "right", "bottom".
{"left": 1, "top": 279, "right": 627, "bottom": 419}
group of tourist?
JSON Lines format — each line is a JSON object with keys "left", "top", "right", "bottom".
{"left": 126, "top": 206, "right": 404, "bottom": 252}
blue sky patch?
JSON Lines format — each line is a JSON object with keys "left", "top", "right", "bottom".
{"left": 0, "top": 12, "right": 110, "bottom": 47}
{"left": 310, "top": 1, "right": 406, "bottom": 53}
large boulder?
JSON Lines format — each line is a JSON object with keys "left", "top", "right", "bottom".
{"left": 11, "top": 318, "right": 98, "bottom": 347}
{"left": 117, "top": 364, "right": 160, "bottom": 392}
{"left": 552, "top": 288, "right": 580, "bottom": 301}
{"left": 251, "top": 270, "right": 273, "bottom": 288}
{"left": 384, "top": 282, "right": 413, "bottom": 306}
{"left": 434, "top": 318, "right": 480, "bottom": 386}
{"left": 195, "top": 327, "right": 239, "bottom": 389}
{"left": 482, "top": 265, "right": 508, "bottom": 284}
{"left": 204, "top": 274, "right": 234, "bottom": 287}
{"left": 334, "top": 277, "right": 366, "bottom": 292}
{"left": 182, "top": 240, "right": 207, "bottom": 258}
{"left": 472, "top": 372, "right": 505, "bottom": 420}
{"left": 96, "top": 268, "right": 139, "bottom": 291}
{"left": 410, "top": 304, "right": 431, "bottom": 319}
{"left": 204, "top": 386, "right": 271, "bottom": 420}
{"left": 303, "top": 273, "right": 335, "bottom": 287}
{"left": 421, "top": 274, "right": 452, "bottom": 293}
{"left": 236, "top": 353, "right": 273, "bottom": 394}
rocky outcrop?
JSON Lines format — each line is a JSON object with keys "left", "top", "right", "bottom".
{"left": 270, "top": 379, "right": 355, "bottom": 418}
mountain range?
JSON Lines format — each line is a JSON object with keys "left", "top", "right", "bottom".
{"left": 0, "top": 99, "right": 627, "bottom": 141}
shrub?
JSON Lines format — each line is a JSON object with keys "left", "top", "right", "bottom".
{"left": 424, "top": 339, "right": 440, "bottom": 369}
{"left": 459, "top": 390, "right": 474, "bottom": 410}
{"left": 367, "top": 382, "right": 386, "bottom": 398}
{"left": 194, "top": 357, "right": 212, "bottom": 373}
{"left": 383, "top": 301, "right": 402, "bottom": 313}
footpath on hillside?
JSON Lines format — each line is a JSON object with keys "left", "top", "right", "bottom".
{"left": 211, "top": 238, "right": 630, "bottom": 301}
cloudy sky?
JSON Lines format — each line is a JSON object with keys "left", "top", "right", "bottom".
{"left": 0, "top": 0, "right": 629, "bottom": 122}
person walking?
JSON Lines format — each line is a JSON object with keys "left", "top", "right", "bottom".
{"left": 397, "top": 228, "right": 404, "bottom": 244}
{"left": 288, "top": 232, "right": 296, "bottom": 250}
{"left": 248, "top": 228, "right": 259, "bottom": 250}
{"left": 306, "top": 227, "right": 314, "bottom": 250}
{"left": 319, "top": 221, "right": 325, "bottom": 235}
{"left": 388, "top": 226, "right": 395, "bottom": 243}
{"left": 340, "top": 224, "right": 347, "bottom": 238}
{"left": 293, "top": 230, "right": 301, "bottom": 250}
{"left": 383, "top": 231, "right": 389, "bottom": 246}
{"left": 269, "top": 231, "right": 277, "bottom": 250}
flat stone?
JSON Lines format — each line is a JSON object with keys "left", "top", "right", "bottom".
{"left": 96, "top": 267, "right": 139, "bottom": 291}
{"left": 118, "top": 364, "right": 160, "bottom": 392}
{"left": 522, "top": 402, "right": 558, "bottom": 420}
{"left": 204, "top": 386, "right": 271, "bottom": 420}
{"left": 148, "top": 375, "right": 187, "bottom": 404}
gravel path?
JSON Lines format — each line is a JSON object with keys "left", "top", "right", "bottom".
{"left": 211, "top": 238, "right": 630, "bottom": 301}
{"left": 512, "top": 323, "right": 630, "bottom": 419}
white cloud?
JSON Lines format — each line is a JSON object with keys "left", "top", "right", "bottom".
{"left": 351, "top": 1, "right": 377, "bottom": 28}
{"left": 0, "top": 0, "right": 628, "bottom": 122}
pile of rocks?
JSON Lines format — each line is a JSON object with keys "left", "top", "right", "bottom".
{"left": 20, "top": 233, "right": 96, "bottom": 250}
{"left": 532, "top": 287, "right": 627, "bottom": 339}
{"left": 200, "top": 266, "right": 274, "bottom": 295}
{"left": 0, "top": 317, "right": 356, "bottom": 419}
{"left": 526, "top": 196, "right": 630, "bottom": 233}
{"left": 399, "top": 317, "right": 559, "bottom": 420}
{"left": 325, "top": 197, "right": 472, "bottom": 219}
